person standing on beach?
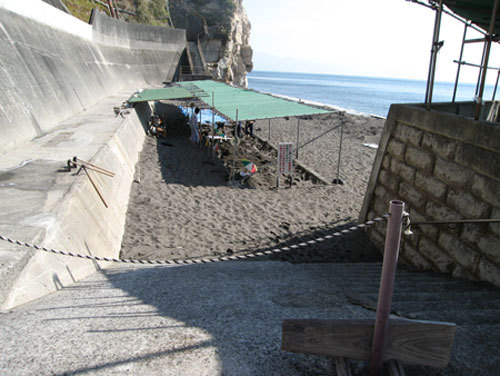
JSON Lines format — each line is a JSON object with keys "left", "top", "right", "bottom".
{"left": 244, "top": 120, "right": 254, "bottom": 137}
{"left": 189, "top": 107, "right": 200, "bottom": 144}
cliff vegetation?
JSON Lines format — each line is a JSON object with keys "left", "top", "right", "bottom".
{"left": 62, "top": 0, "right": 172, "bottom": 26}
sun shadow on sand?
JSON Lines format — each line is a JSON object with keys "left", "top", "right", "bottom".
{"left": 155, "top": 136, "right": 230, "bottom": 187}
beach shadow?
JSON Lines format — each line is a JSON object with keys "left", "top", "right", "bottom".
{"left": 155, "top": 136, "right": 231, "bottom": 188}
{"left": 229, "top": 219, "right": 383, "bottom": 264}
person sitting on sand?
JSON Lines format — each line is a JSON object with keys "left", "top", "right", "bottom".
{"left": 189, "top": 107, "right": 200, "bottom": 144}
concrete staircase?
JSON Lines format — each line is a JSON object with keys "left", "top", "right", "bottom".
{"left": 182, "top": 41, "right": 211, "bottom": 81}
{"left": 336, "top": 263, "right": 500, "bottom": 375}
{"left": 1, "top": 261, "right": 498, "bottom": 375}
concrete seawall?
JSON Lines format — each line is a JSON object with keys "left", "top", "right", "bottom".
{"left": 0, "top": 0, "right": 185, "bottom": 154}
{"left": 0, "top": 1, "right": 185, "bottom": 309}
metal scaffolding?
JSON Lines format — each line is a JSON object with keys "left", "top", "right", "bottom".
{"left": 411, "top": 0, "right": 500, "bottom": 120}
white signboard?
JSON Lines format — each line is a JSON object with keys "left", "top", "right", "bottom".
{"left": 278, "top": 142, "right": 293, "bottom": 174}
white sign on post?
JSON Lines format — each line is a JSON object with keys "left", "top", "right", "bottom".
{"left": 278, "top": 142, "right": 293, "bottom": 174}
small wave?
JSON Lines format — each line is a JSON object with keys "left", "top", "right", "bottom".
{"left": 257, "top": 90, "right": 385, "bottom": 118}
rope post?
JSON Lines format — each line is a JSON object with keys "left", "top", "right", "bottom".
{"left": 370, "top": 200, "right": 405, "bottom": 375}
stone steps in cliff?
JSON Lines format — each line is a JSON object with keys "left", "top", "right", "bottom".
{"left": 188, "top": 41, "right": 207, "bottom": 76}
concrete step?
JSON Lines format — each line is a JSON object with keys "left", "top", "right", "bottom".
{"left": 402, "top": 309, "right": 500, "bottom": 325}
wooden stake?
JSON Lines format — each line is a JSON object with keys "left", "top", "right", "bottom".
{"left": 74, "top": 157, "right": 115, "bottom": 177}
{"left": 83, "top": 166, "right": 108, "bottom": 208}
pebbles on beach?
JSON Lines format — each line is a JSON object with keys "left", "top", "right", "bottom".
{"left": 120, "top": 110, "right": 385, "bottom": 262}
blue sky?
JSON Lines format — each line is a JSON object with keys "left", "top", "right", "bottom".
{"left": 243, "top": 0, "right": 500, "bottom": 84}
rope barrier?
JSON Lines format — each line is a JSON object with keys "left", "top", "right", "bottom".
{"left": 0, "top": 215, "right": 390, "bottom": 265}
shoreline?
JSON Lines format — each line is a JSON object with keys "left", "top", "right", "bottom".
{"left": 252, "top": 89, "right": 387, "bottom": 119}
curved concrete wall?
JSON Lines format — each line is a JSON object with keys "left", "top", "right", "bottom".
{"left": 0, "top": 0, "right": 185, "bottom": 154}
{"left": 0, "top": 1, "right": 186, "bottom": 308}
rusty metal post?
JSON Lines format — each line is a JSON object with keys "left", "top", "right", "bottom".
{"left": 370, "top": 200, "right": 405, "bottom": 375}
{"left": 475, "top": 0, "right": 499, "bottom": 120}
{"left": 106, "top": 0, "right": 116, "bottom": 18}
{"left": 111, "top": 0, "right": 119, "bottom": 19}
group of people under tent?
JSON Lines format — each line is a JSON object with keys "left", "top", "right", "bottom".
{"left": 186, "top": 104, "right": 258, "bottom": 183}
{"left": 187, "top": 105, "right": 255, "bottom": 145}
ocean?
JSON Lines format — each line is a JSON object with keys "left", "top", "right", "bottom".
{"left": 247, "top": 71, "right": 497, "bottom": 118}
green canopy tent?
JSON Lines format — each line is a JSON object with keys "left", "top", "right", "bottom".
{"left": 178, "top": 80, "right": 330, "bottom": 121}
{"left": 127, "top": 81, "right": 344, "bottom": 184}
{"left": 128, "top": 87, "right": 196, "bottom": 103}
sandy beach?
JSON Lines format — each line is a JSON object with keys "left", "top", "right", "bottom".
{"left": 120, "top": 108, "right": 386, "bottom": 262}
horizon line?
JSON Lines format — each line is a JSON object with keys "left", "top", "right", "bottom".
{"left": 247, "top": 69, "right": 492, "bottom": 86}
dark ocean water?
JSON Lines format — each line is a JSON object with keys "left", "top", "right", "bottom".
{"left": 247, "top": 70, "right": 496, "bottom": 117}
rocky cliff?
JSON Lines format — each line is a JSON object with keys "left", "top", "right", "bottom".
{"left": 170, "top": 0, "right": 253, "bottom": 87}
{"left": 206, "top": 0, "right": 253, "bottom": 87}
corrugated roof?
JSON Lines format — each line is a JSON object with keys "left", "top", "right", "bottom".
{"left": 179, "top": 80, "right": 330, "bottom": 121}
{"left": 443, "top": 0, "right": 500, "bottom": 34}
{"left": 128, "top": 87, "right": 195, "bottom": 103}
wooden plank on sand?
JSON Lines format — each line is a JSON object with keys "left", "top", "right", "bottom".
{"left": 282, "top": 318, "right": 456, "bottom": 368}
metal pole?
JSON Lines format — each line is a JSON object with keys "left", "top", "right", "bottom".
{"left": 106, "top": 0, "right": 116, "bottom": 18}
{"left": 231, "top": 109, "right": 239, "bottom": 183}
{"left": 493, "top": 69, "right": 500, "bottom": 101}
{"left": 370, "top": 200, "right": 405, "bottom": 375}
{"left": 211, "top": 91, "right": 215, "bottom": 158}
{"left": 111, "top": 0, "right": 119, "bottom": 19}
{"left": 268, "top": 118, "right": 271, "bottom": 141}
{"left": 476, "top": 42, "right": 487, "bottom": 96}
{"left": 295, "top": 117, "right": 300, "bottom": 159}
{"left": 475, "top": 0, "right": 499, "bottom": 120}
{"left": 198, "top": 106, "right": 202, "bottom": 149}
{"left": 335, "top": 120, "right": 344, "bottom": 183}
{"left": 425, "top": 0, "right": 443, "bottom": 110}
{"left": 452, "top": 24, "right": 468, "bottom": 103}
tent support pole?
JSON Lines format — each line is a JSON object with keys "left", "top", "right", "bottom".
{"left": 211, "top": 91, "right": 215, "bottom": 159}
{"left": 296, "top": 117, "right": 300, "bottom": 159}
{"left": 475, "top": 0, "right": 499, "bottom": 120}
{"left": 268, "top": 118, "right": 271, "bottom": 141}
{"left": 333, "top": 117, "right": 344, "bottom": 185}
{"left": 231, "top": 108, "right": 239, "bottom": 184}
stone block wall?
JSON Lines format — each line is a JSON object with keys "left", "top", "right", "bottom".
{"left": 360, "top": 104, "right": 500, "bottom": 286}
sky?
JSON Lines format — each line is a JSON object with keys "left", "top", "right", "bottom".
{"left": 243, "top": 0, "right": 500, "bottom": 84}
